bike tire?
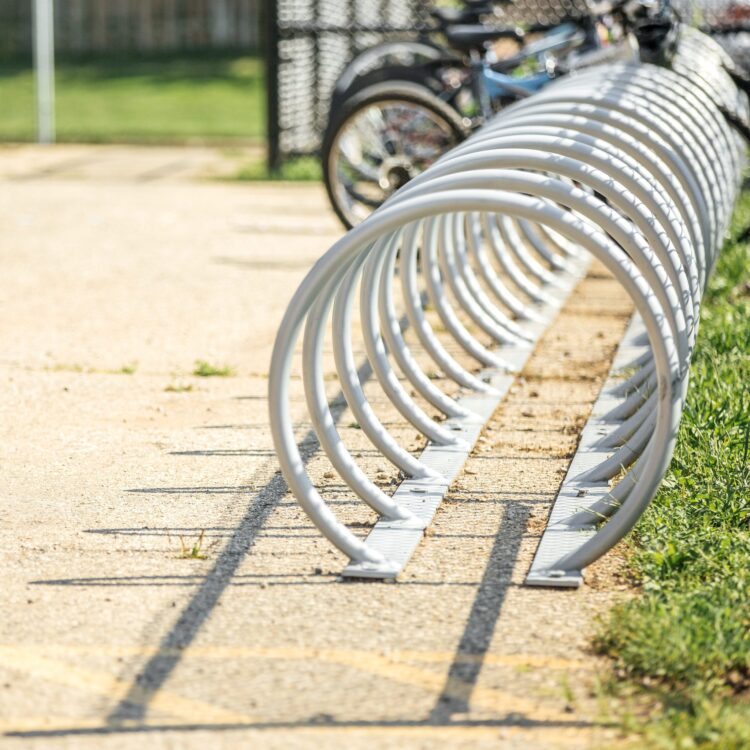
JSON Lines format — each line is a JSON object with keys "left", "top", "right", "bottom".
{"left": 322, "top": 80, "right": 469, "bottom": 230}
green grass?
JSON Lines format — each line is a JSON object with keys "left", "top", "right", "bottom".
{"left": 177, "top": 530, "right": 207, "bottom": 560}
{"left": 192, "top": 360, "right": 235, "bottom": 377}
{"left": 233, "top": 154, "right": 322, "bottom": 182}
{"left": 164, "top": 382, "right": 194, "bottom": 393}
{"left": 0, "top": 54, "right": 265, "bottom": 143}
{"left": 595, "top": 191, "right": 750, "bottom": 748}
{"left": 44, "top": 362, "right": 138, "bottom": 374}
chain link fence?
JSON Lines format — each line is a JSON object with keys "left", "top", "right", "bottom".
{"left": 267, "top": 0, "right": 588, "bottom": 167}
{"left": 266, "top": 0, "right": 599, "bottom": 166}
{"left": 266, "top": 0, "right": 750, "bottom": 167}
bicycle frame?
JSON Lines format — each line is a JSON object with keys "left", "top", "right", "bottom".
{"left": 472, "top": 20, "right": 616, "bottom": 117}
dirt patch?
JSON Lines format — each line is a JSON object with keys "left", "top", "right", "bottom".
{"left": 585, "top": 542, "right": 639, "bottom": 592}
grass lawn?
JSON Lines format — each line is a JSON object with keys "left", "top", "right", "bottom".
{"left": 596, "top": 191, "right": 750, "bottom": 748}
{"left": 233, "top": 154, "right": 322, "bottom": 181}
{"left": 0, "top": 54, "right": 265, "bottom": 143}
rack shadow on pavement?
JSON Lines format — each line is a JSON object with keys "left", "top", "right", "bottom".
{"left": 108, "top": 355, "right": 377, "bottom": 726}
{"left": 23, "top": 495, "right": 545, "bottom": 734}
{"left": 18, "top": 342, "right": 560, "bottom": 736}
{"left": 7, "top": 715, "right": 599, "bottom": 739}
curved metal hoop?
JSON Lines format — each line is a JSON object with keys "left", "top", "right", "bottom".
{"left": 269, "top": 41, "right": 746, "bottom": 584}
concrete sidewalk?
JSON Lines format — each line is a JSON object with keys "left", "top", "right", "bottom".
{"left": 0, "top": 143, "right": 262, "bottom": 183}
{"left": 0, "top": 146, "right": 632, "bottom": 749}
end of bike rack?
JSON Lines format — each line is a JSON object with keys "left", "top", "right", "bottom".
{"left": 525, "top": 314, "right": 650, "bottom": 588}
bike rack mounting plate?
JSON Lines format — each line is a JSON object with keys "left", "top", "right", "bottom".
{"left": 342, "top": 258, "right": 590, "bottom": 580}
{"left": 525, "top": 313, "right": 649, "bottom": 588}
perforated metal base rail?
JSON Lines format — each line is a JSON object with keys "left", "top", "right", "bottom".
{"left": 526, "top": 314, "right": 649, "bottom": 587}
{"left": 342, "top": 259, "right": 589, "bottom": 579}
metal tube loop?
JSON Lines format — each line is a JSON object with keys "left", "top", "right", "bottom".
{"left": 269, "top": 46, "right": 746, "bottom": 581}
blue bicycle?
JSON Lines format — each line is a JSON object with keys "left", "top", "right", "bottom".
{"left": 322, "top": 1, "right": 652, "bottom": 228}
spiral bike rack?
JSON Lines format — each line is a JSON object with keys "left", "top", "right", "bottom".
{"left": 269, "top": 34, "right": 746, "bottom": 586}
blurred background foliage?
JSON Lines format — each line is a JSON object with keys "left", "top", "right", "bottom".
{"left": 0, "top": 0, "right": 266, "bottom": 144}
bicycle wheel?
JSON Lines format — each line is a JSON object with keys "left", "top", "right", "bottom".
{"left": 322, "top": 81, "right": 468, "bottom": 229}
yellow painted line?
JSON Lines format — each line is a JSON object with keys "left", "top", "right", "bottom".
{"left": 189, "top": 646, "right": 587, "bottom": 672}
{"left": 22, "top": 643, "right": 586, "bottom": 671}
{"left": 321, "top": 650, "right": 574, "bottom": 722}
{"left": 373, "top": 648, "right": 587, "bottom": 671}
{"left": 0, "top": 718, "right": 115, "bottom": 733}
{"left": 1, "top": 645, "right": 573, "bottom": 724}
{"left": 0, "top": 647, "right": 253, "bottom": 726}
{"left": 0, "top": 644, "right": 587, "bottom": 731}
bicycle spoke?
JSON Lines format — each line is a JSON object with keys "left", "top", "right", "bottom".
{"left": 329, "top": 98, "right": 460, "bottom": 226}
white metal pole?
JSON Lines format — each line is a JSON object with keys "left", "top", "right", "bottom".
{"left": 32, "top": 0, "right": 56, "bottom": 144}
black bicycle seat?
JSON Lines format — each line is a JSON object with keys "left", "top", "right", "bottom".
{"left": 444, "top": 24, "right": 524, "bottom": 52}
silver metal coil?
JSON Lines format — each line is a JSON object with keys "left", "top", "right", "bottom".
{"left": 269, "top": 39, "right": 746, "bottom": 584}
